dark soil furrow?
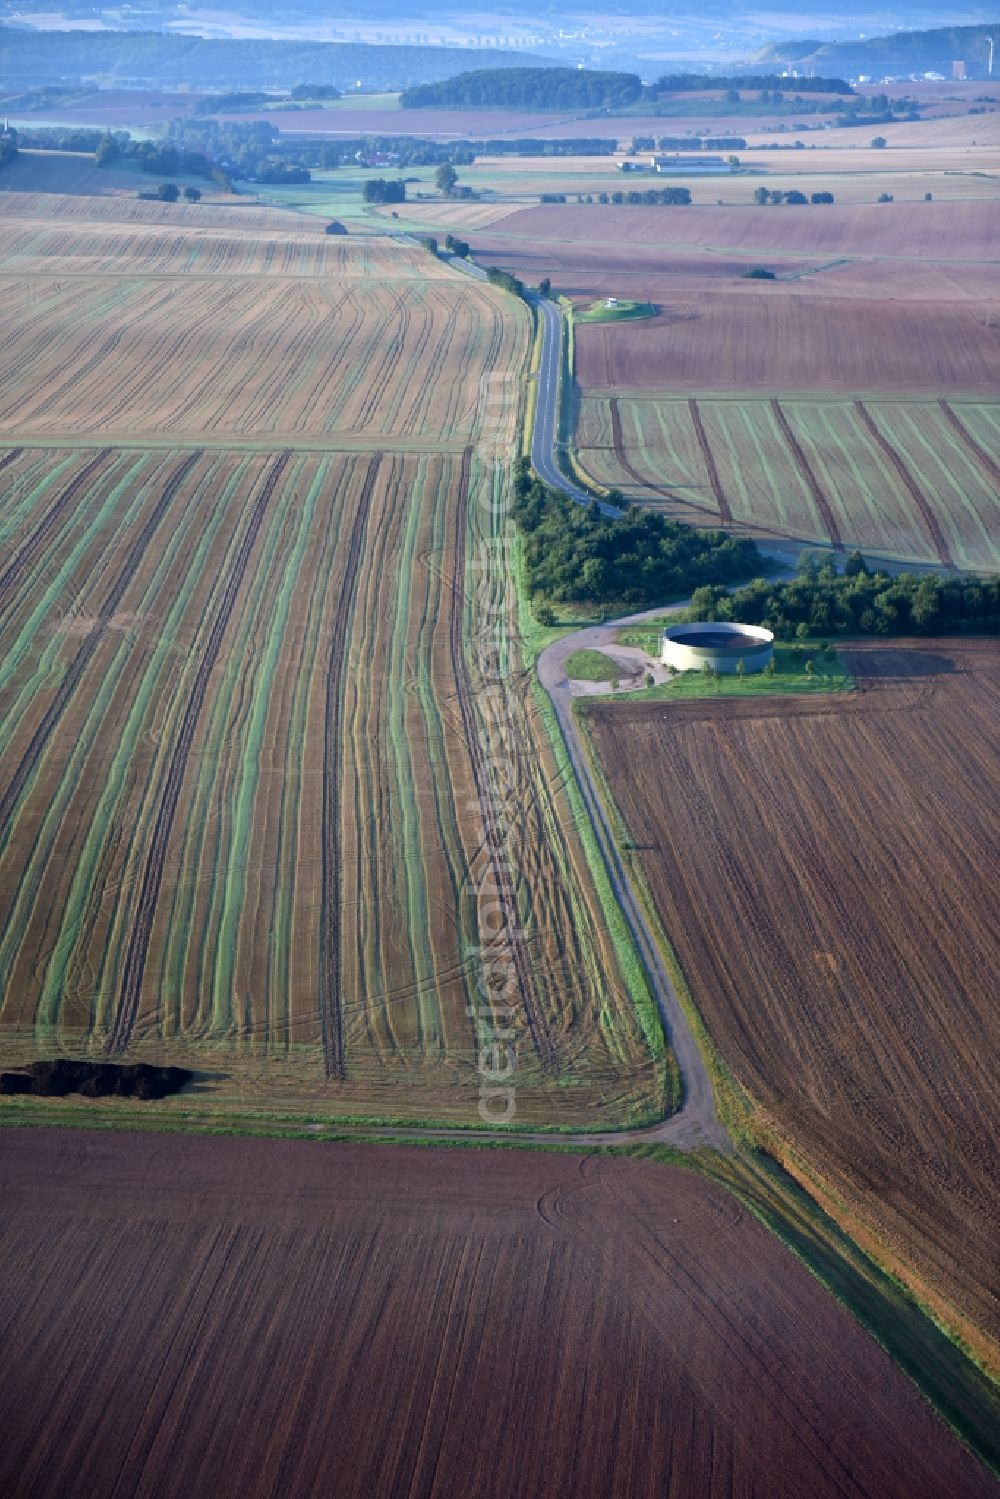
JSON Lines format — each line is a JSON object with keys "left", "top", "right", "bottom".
{"left": 0, "top": 451, "right": 202, "bottom": 849}
{"left": 608, "top": 397, "right": 686, "bottom": 505}
{"left": 0, "top": 447, "right": 111, "bottom": 612}
{"left": 318, "top": 452, "right": 381, "bottom": 1080}
{"left": 855, "top": 402, "right": 954, "bottom": 569}
{"left": 770, "top": 400, "right": 844, "bottom": 551}
{"left": 107, "top": 449, "right": 291, "bottom": 1055}
{"left": 688, "top": 399, "right": 733, "bottom": 525}
{"left": 938, "top": 401, "right": 1000, "bottom": 489}
{"left": 448, "top": 447, "right": 557, "bottom": 1072}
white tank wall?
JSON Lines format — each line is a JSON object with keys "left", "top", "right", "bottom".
{"left": 662, "top": 623, "right": 774, "bottom": 675}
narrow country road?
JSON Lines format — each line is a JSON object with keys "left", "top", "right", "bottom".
{"left": 378, "top": 238, "right": 727, "bottom": 1148}
{"left": 534, "top": 603, "right": 731, "bottom": 1151}
{"left": 522, "top": 286, "right": 728, "bottom": 1149}
{"left": 524, "top": 293, "right": 623, "bottom": 517}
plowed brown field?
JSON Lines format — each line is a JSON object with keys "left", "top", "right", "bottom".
{"left": 0, "top": 1129, "right": 993, "bottom": 1499}
{"left": 585, "top": 641, "right": 1000, "bottom": 1350}
{"left": 475, "top": 200, "right": 1000, "bottom": 261}
{"left": 577, "top": 293, "right": 999, "bottom": 395}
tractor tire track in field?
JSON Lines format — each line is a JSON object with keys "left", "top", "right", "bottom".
{"left": 319, "top": 452, "right": 381, "bottom": 1080}
{"left": 688, "top": 400, "right": 733, "bottom": 525}
{"left": 938, "top": 401, "right": 1000, "bottom": 489}
{"left": 0, "top": 447, "right": 23, "bottom": 478}
{"left": 855, "top": 402, "right": 954, "bottom": 570}
{"left": 0, "top": 447, "right": 111, "bottom": 612}
{"left": 609, "top": 398, "right": 686, "bottom": 506}
{"left": 770, "top": 401, "right": 844, "bottom": 552}
{"left": 0, "top": 451, "right": 202, "bottom": 850}
{"left": 107, "top": 449, "right": 292, "bottom": 1056}
{"left": 449, "top": 447, "right": 557, "bottom": 1073}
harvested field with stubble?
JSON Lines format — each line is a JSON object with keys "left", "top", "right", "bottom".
{"left": 0, "top": 194, "right": 662, "bottom": 1126}
{"left": 0, "top": 204, "right": 508, "bottom": 442}
{"left": 0, "top": 1129, "right": 994, "bottom": 1499}
{"left": 585, "top": 640, "right": 1000, "bottom": 1356}
{"left": 0, "top": 444, "right": 659, "bottom": 1123}
{"left": 577, "top": 394, "right": 1000, "bottom": 570}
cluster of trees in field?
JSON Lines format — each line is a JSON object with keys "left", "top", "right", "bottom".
{"left": 604, "top": 187, "right": 693, "bottom": 205}
{"left": 834, "top": 98, "right": 921, "bottom": 128}
{"left": 486, "top": 267, "right": 527, "bottom": 300}
{"left": 0, "top": 1059, "right": 191, "bottom": 1100}
{"left": 193, "top": 85, "right": 341, "bottom": 114}
{"left": 94, "top": 133, "right": 215, "bottom": 178}
{"left": 687, "top": 555, "right": 1000, "bottom": 638}
{"left": 13, "top": 125, "right": 223, "bottom": 183}
{"left": 512, "top": 464, "right": 759, "bottom": 611}
{"left": 544, "top": 188, "right": 693, "bottom": 206}
{"left": 137, "top": 182, "right": 202, "bottom": 202}
{"left": 471, "top": 137, "right": 620, "bottom": 156}
{"left": 653, "top": 74, "right": 854, "bottom": 96}
{"left": 419, "top": 233, "right": 473, "bottom": 258}
{"left": 754, "top": 187, "right": 835, "bottom": 204}
{"left": 634, "top": 135, "right": 747, "bottom": 150}
{"left": 363, "top": 177, "right": 406, "bottom": 203}
{"left": 402, "top": 67, "right": 643, "bottom": 110}
{"left": 194, "top": 91, "right": 272, "bottom": 114}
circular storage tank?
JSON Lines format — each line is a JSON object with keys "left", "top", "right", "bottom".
{"left": 662, "top": 621, "right": 774, "bottom": 674}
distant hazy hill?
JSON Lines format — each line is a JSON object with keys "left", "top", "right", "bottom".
{"left": 757, "top": 22, "right": 1000, "bottom": 77}
{"left": 0, "top": 28, "right": 556, "bottom": 91}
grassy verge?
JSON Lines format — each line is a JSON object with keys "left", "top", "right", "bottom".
{"left": 510, "top": 535, "right": 675, "bottom": 1118}
{"left": 577, "top": 299, "right": 656, "bottom": 323}
{"left": 698, "top": 1148, "right": 1000, "bottom": 1477}
{"left": 605, "top": 641, "right": 853, "bottom": 700}
{"left": 529, "top": 675, "right": 676, "bottom": 1119}
{"left": 565, "top": 648, "right": 621, "bottom": 682}
{"left": 523, "top": 304, "right": 543, "bottom": 458}
{"left": 573, "top": 701, "right": 755, "bottom": 1139}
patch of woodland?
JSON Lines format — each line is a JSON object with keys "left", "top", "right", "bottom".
{"left": 686, "top": 553, "right": 1000, "bottom": 638}
{"left": 513, "top": 460, "right": 760, "bottom": 613}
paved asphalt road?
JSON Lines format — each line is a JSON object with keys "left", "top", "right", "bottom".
{"left": 376, "top": 239, "right": 728, "bottom": 1148}
{"left": 524, "top": 294, "right": 623, "bottom": 517}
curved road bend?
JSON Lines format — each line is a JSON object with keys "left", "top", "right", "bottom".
{"left": 519, "top": 283, "right": 727, "bottom": 1149}
{"left": 391, "top": 239, "right": 727, "bottom": 1148}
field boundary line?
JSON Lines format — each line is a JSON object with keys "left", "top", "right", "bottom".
{"left": 107, "top": 449, "right": 292, "bottom": 1055}
{"left": 0, "top": 451, "right": 202, "bottom": 852}
{"left": 608, "top": 397, "right": 689, "bottom": 507}
{"left": 938, "top": 401, "right": 1000, "bottom": 489}
{"left": 770, "top": 401, "right": 844, "bottom": 552}
{"left": 319, "top": 452, "right": 381, "bottom": 1081}
{"left": 854, "top": 402, "right": 954, "bottom": 570}
{"left": 0, "top": 447, "right": 111, "bottom": 612}
{"left": 688, "top": 400, "right": 733, "bottom": 525}
{"left": 450, "top": 447, "right": 558, "bottom": 1073}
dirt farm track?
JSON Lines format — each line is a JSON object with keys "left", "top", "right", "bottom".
{"left": 0, "top": 1129, "right": 994, "bottom": 1499}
